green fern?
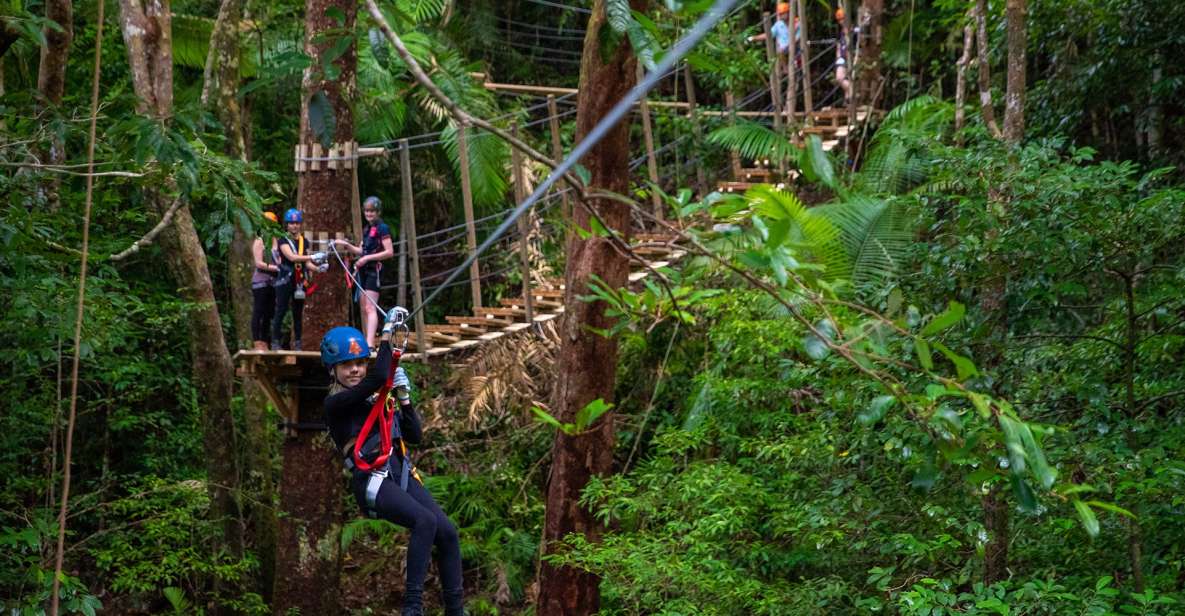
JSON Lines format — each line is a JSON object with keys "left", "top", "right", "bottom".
{"left": 814, "top": 195, "right": 914, "bottom": 286}
{"left": 740, "top": 185, "right": 849, "bottom": 280}
{"left": 706, "top": 122, "right": 798, "bottom": 165}
{"left": 858, "top": 96, "right": 953, "bottom": 194}
{"left": 170, "top": 14, "right": 260, "bottom": 77}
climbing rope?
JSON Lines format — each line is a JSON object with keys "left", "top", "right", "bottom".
{"left": 51, "top": 0, "right": 104, "bottom": 613}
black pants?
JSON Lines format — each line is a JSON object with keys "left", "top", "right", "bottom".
{"left": 251, "top": 285, "right": 275, "bottom": 343}
{"left": 352, "top": 470, "right": 463, "bottom": 610}
{"left": 271, "top": 283, "right": 303, "bottom": 346}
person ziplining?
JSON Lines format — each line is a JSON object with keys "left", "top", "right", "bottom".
{"left": 321, "top": 313, "right": 465, "bottom": 616}
{"left": 833, "top": 5, "right": 856, "bottom": 102}
{"left": 331, "top": 196, "right": 395, "bottom": 348}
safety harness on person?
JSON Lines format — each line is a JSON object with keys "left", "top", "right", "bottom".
{"left": 339, "top": 319, "right": 421, "bottom": 517}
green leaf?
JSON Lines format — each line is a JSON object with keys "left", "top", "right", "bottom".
{"left": 858, "top": 395, "right": 895, "bottom": 425}
{"left": 325, "top": 6, "right": 346, "bottom": 26}
{"left": 802, "top": 319, "right": 837, "bottom": 361}
{"left": 1084, "top": 500, "right": 1136, "bottom": 519}
{"left": 1073, "top": 499, "right": 1100, "bottom": 537}
{"left": 531, "top": 406, "right": 564, "bottom": 432}
{"left": 801, "top": 135, "right": 836, "bottom": 189}
{"left": 932, "top": 341, "right": 979, "bottom": 381}
{"left": 575, "top": 398, "right": 615, "bottom": 432}
{"left": 606, "top": 0, "right": 632, "bottom": 33}
{"left": 914, "top": 337, "right": 933, "bottom": 370}
{"left": 911, "top": 463, "right": 938, "bottom": 491}
{"left": 308, "top": 90, "right": 336, "bottom": 148}
{"left": 921, "top": 301, "right": 965, "bottom": 336}
{"left": 1011, "top": 474, "right": 1038, "bottom": 513}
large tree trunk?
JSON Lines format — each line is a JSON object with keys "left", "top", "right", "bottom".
{"left": 954, "top": 6, "right": 974, "bottom": 142}
{"left": 1002, "top": 0, "right": 1026, "bottom": 143}
{"left": 116, "top": 1, "right": 243, "bottom": 580}
{"left": 976, "top": 0, "right": 1002, "bottom": 139}
{"left": 36, "top": 0, "right": 73, "bottom": 210}
{"left": 201, "top": 0, "right": 278, "bottom": 600}
{"left": 537, "top": 2, "right": 640, "bottom": 615}
{"left": 272, "top": 0, "right": 356, "bottom": 612}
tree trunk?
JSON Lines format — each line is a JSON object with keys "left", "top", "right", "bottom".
{"left": 975, "top": 0, "right": 1002, "bottom": 139}
{"left": 36, "top": 0, "right": 73, "bottom": 210}
{"left": 1002, "top": 0, "right": 1026, "bottom": 143}
{"left": 954, "top": 7, "right": 974, "bottom": 142}
{"left": 201, "top": 0, "right": 278, "bottom": 600}
{"left": 858, "top": 0, "right": 884, "bottom": 103}
{"left": 116, "top": 0, "right": 243, "bottom": 574}
{"left": 536, "top": 2, "right": 640, "bottom": 615}
{"left": 272, "top": 0, "right": 356, "bottom": 612}
{"left": 984, "top": 484, "right": 1009, "bottom": 584}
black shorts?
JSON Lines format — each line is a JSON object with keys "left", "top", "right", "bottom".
{"left": 357, "top": 267, "right": 381, "bottom": 292}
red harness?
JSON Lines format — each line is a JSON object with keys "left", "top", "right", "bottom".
{"left": 352, "top": 347, "right": 403, "bottom": 472}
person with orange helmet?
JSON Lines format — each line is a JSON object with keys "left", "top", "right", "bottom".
{"left": 747, "top": 2, "right": 794, "bottom": 55}
{"left": 250, "top": 211, "right": 281, "bottom": 351}
{"left": 834, "top": 3, "right": 854, "bottom": 101}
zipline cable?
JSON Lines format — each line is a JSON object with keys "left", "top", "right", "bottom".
{"left": 406, "top": 0, "right": 740, "bottom": 320}
{"left": 51, "top": 0, "right": 104, "bottom": 613}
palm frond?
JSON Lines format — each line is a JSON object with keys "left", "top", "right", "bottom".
{"left": 442, "top": 124, "right": 510, "bottom": 208}
{"left": 396, "top": 0, "right": 449, "bottom": 24}
{"left": 170, "top": 13, "right": 260, "bottom": 77}
{"left": 814, "top": 195, "right": 914, "bottom": 287}
{"left": 706, "top": 122, "right": 798, "bottom": 165}
{"left": 742, "top": 185, "right": 848, "bottom": 278}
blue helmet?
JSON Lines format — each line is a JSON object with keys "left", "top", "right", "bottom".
{"left": 283, "top": 208, "right": 303, "bottom": 223}
{"left": 320, "top": 326, "right": 370, "bottom": 367}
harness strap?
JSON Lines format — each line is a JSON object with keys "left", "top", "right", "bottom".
{"left": 365, "top": 467, "right": 387, "bottom": 518}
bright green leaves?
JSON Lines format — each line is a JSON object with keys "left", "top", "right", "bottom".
{"left": 582, "top": 274, "right": 718, "bottom": 337}
{"left": 1072, "top": 499, "right": 1100, "bottom": 537}
{"left": 801, "top": 135, "right": 838, "bottom": 190}
{"left": 532, "top": 399, "right": 615, "bottom": 435}
{"left": 921, "top": 301, "right": 965, "bottom": 336}
{"left": 997, "top": 413, "right": 1056, "bottom": 490}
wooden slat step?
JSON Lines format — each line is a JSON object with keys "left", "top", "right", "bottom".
{"left": 476, "top": 307, "right": 529, "bottom": 319}
{"left": 500, "top": 297, "right": 563, "bottom": 310}
{"left": 446, "top": 315, "right": 513, "bottom": 329}
{"left": 717, "top": 181, "right": 755, "bottom": 193}
{"left": 528, "top": 289, "right": 564, "bottom": 299}
{"left": 425, "top": 324, "right": 478, "bottom": 336}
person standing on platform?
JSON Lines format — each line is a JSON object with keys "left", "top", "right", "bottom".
{"left": 332, "top": 196, "right": 395, "bottom": 347}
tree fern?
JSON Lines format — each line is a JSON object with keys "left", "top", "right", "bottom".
{"left": 706, "top": 122, "right": 798, "bottom": 166}
{"left": 859, "top": 96, "right": 953, "bottom": 194}
{"left": 170, "top": 14, "right": 259, "bottom": 77}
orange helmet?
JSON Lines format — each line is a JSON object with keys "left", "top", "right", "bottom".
{"left": 777, "top": 2, "right": 790, "bottom": 14}
{"left": 835, "top": 7, "right": 845, "bottom": 21}
{"left": 263, "top": 211, "right": 278, "bottom": 223}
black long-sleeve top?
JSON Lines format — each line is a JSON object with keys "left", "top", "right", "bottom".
{"left": 324, "top": 340, "right": 422, "bottom": 464}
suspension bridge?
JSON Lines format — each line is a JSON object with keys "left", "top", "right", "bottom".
{"left": 233, "top": 11, "right": 881, "bottom": 433}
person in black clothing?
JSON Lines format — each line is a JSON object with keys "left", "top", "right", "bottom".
{"left": 272, "top": 208, "right": 327, "bottom": 350}
{"left": 320, "top": 316, "right": 465, "bottom": 616}
{"left": 332, "top": 195, "right": 395, "bottom": 347}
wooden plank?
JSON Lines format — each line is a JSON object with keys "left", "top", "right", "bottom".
{"left": 500, "top": 297, "right": 562, "bottom": 310}
{"left": 476, "top": 307, "right": 530, "bottom": 319}
{"left": 311, "top": 142, "right": 323, "bottom": 172}
{"left": 446, "top": 315, "right": 513, "bottom": 328}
